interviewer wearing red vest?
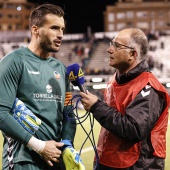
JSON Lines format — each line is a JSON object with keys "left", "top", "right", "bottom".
{"left": 80, "top": 28, "right": 170, "bottom": 170}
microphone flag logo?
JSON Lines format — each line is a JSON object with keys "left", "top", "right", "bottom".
{"left": 78, "top": 67, "right": 84, "bottom": 77}
{"left": 67, "top": 63, "right": 86, "bottom": 92}
{"left": 68, "top": 68, "right": 84, "bottom": 82}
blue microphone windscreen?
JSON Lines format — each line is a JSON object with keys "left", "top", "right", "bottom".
{"left": 67, "top": 63, "right": 85, "bottom": 86}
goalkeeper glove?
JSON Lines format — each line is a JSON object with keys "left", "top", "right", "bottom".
{"left": 11, "top": 98, "right": 41, "bottom": 134}
{"left": 61, "top": 140, "right": 85, "bottom": 170}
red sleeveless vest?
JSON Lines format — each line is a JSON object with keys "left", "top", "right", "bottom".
{"left": 96, "top": 72, "right": 170, "bottom": 168}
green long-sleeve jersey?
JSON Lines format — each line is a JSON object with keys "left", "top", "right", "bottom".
{"left": 0, "top": 47, "right": 76, "bottom": 166}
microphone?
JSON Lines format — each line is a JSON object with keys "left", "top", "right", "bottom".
{"left": 67, "top": 63, "right": 86, "bottom": 93}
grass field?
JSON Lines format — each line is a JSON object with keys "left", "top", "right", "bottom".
{"left": 0, "top": 110, "right": 170, "bottom": 169}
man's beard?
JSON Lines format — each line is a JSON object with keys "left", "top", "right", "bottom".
{"left": 40, "top": 37, "right": 59, "bottom": 53}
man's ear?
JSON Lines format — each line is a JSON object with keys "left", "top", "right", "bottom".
{"left": 129, "top": 50, "right": 137, "bottom": 61}
{"left": 31, "top": 25, "right": 39, "bottom": 36}
{"left": 130, "top": 50, "right": 137, "bottom": 58}
{"left": 130, "top": 51, "right": 135, "bottom": 56}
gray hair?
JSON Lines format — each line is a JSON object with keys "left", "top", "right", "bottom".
{"left": 126, "top": 28, "right": 148, "bottom": 61}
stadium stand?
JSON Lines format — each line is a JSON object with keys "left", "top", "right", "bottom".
{"left": 0, "top": 31, "right": 170, "bottom": 90}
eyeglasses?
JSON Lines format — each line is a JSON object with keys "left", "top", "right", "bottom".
{"left": 110, "top": 41, "right": 134, "bottom": 50}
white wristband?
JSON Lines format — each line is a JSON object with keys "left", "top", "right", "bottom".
{"left": 27, "top": 136, "right": 46, "bottom": 154}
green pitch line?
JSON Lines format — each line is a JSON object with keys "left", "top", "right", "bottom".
{"left": 78, "top": 146, "right": 93, "bottom": 154}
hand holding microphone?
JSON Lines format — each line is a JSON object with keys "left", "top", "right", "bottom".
{"left": 80, "top": 90, "right": 99, "bottom": 112}
{"left": 67, "top": 63, "right": 99, "bottom": 111}
{"left": 67, "top": 63, "right": 86, "bottom": 93}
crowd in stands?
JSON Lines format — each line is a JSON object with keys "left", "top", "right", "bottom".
{"left": 0, "top": 30, "right": 170, "bottom": 100}
{"left": 0, "top": 30, "right": 170, "bottom": 78}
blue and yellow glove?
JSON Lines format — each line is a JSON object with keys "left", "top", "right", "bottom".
{"left": 61, "top": 140, "right": 85, "bottom": 170}
{"left": 11, "top": 98, "right": 41, "bottom": 134}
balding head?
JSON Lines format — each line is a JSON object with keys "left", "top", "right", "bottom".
{"left": 116, "top": 28, "right": 148, "bottom": 61}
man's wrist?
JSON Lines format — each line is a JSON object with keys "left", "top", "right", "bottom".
{"left": 89, "top": 99, "right": 101, "bottom": 113}
{"left": 27, "top": 136, "right": 46, "bottom": 154}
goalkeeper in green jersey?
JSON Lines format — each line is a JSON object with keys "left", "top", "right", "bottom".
{"left": 0, "top": 4, "right": 84, "bottom": 170}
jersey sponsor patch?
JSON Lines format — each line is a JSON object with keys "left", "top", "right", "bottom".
{"left": 46, "top": 84, "right": 52, "bottom": 93}
{"left": 54, "top": 71, "right": 61, "bottom": 79}
{"left": 141, "top": 85, "right": 151, "bottom": 97}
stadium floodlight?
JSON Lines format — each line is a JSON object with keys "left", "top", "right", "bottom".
{"left": 93, "top": 84, "right": 107, "bottom": 89}
{"left": 166, "top": 83, "right": 170, "bottom": 88}
{"left": 91, "top": 78, "right": 103, "bottom": 83}
{"left": 17, "top": 6, "right": 22, "bottom": 11}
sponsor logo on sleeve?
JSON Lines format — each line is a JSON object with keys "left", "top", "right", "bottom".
{"left": 141, "top": 85, "right": 151, "bottom": 97}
